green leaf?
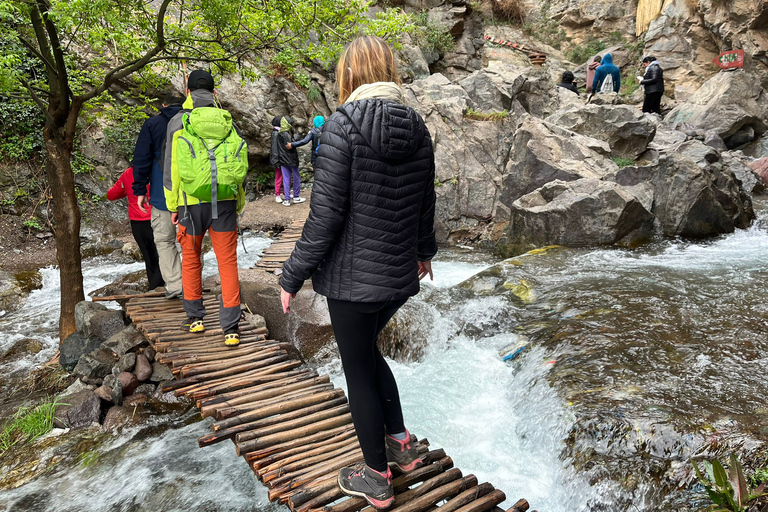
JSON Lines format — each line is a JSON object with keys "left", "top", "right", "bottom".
{"left": 713, "top": 459, "right": 729, "bottom": 489}
{"left": 728, "top": 453, "right": 748, "bottom": 508}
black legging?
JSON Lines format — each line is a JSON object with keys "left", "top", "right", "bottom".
{"left": 130, "top": 220, "right": 164, "bottom": 290}
{"left": 643, "top": 91, "right": 662, "bottom": 114}
{"left": 326, "top": 297, "right": 408, "bottom": 472}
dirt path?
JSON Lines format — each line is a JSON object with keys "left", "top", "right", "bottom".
{"left": 240, "top": 190, "right": 312, "bottom": 233}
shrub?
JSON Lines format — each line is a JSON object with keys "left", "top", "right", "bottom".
{"left": 464, "top": 108, "right": 509, "bottom": 121}
{"left": 0, "top": 398, "right": 61, "bottom": 454}
{"left": 412, "top": 11, "right": 455, "bottom": 54}
{"left": 567, "top": 40, "right": 607, "bottom": 65}
{"left": 491, "top": 0, "right": 526, "bottom": 24}
{"left": 612, "top": 157, "right": 635, "bottom": 168}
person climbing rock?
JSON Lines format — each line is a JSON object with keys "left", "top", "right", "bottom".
{"left": 165, "top": 70, "right": 248, "bottom": 347}
{"left": 287, "top": 115, "right": 325, "bottom": 169}
{"left": 270, "top": 115, "right": 285, "bottom": 203}
{"left": 585, "top": 55, "right": 602, "bottom": 94}
{"left": 274, "top": 116, "right": 304, "bottom": 206}
{"left": 108, "top": 167, "right": 163, "bottom": 290}
{"left": 639, "top": 56, "right": 664, "bottom": 115}
{"left": 592, "top": 53, "right": 621, "bottom": 93}
{"left": 132, "top": 93, "right": 184, "bottom": 299}
{"left": 279, "top": 36, "right": 437, "bottom": 510}
{"left": 557, "top": 71, "right": 579, "bottom": 95}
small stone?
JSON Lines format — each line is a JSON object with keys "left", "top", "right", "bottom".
{"left": 117, "top": 372, "right": 139, "bottom": 396}
{"left": 243, "top": 312, "right": 267, "bottom": 331}
{"left": 94, "top": 385, "right": 113, "bottom": 403}
{"left": 60, "top": 332, "right": 102, "bottom": 371}
{"left": 60, "top": 379, "right": 90, "bottom": 397}
{"left": 54, "top": 390, "right": 101, "bottom": 429}
{"left": 143, "top": 347, "right": 156, "bottom": 364}
{"left": 73, "top": 348, "right": 117, "bottom": 380}
{"left": 134, "top": 383, "right": 156, "bottom": 396}
{"left": 104, "top": 375, "right": 123, "bottom": 406}
{"left": 135, "top": 354, "right": 152, "bottom": 382}
{"left": 116, "top": 353, "right": 136, "bottom": 373}
{"left": 150, "top": 362, "right": 174, "bottom": 383}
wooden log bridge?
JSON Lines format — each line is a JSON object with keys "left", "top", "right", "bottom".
{"left": 254, "top": 218, "right": 307, "bottom": 274}
{"left": 124, "top": 292, "right": 534, "bottom": 512}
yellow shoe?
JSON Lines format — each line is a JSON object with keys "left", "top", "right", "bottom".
{"left": 182, "top": 317, "right": 205, "bottom": 333}
{"left": 224, "top": 329, "right": 240, "bottom": 347}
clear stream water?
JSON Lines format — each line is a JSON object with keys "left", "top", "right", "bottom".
{"left": 1, "top": 201, "right": 768, "bottom": 511}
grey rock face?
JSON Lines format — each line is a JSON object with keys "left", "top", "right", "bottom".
{"left": 73, "top": 348, "right": 117, "bottom": 381}
{"left": 54, "top": 390, "right": 101, "bottom": 428}
{"left": 116, "top": 353, "right": 136, "bottom": 374}
{"left": 666, "top": 71, "right": 768, "bottom": 147}
{"left": 75, "top": 301, "right": 125, "bottom": 341}
{"left": 101, "top": 325, "right": 147, "bottom": 357}
{"left": 546, "top": 104, "right": 657, "bottom": 159}
{"left": 149, "top": 362, "right": 174, "bottom": 383}
{"left": 0, "top": 270, "right": 24, "bottom": 314}
{"left": 503, "top": 179, "right": 655, "bottom": 255}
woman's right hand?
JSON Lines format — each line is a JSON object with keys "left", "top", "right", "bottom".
{"left": 281, "top": 287, "right": 297, "bottom": 314}
{"left": 418, "top": 261, "right": 433, "bottom": 281}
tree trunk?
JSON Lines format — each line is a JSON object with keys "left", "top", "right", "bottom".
{"left": 43, "top": 124, "right": 84, "bottom": 341}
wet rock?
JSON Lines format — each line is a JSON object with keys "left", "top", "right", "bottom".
{"left": 121, "top": 241, "right": 141, "bottom": 260}
{"left": 101, "top": 325, "right": 147, "bottom": 357}
{"left": 666, "top": 71, "right": 768, "bottom": 148}
{"left": 60, "top": 331, "right": 103, "bottom": 371}
{"left": 73, "top": 348, "right": 117, "bottom": 381}
{"left": 0, "top": 270, "right": 25, "bottom": 314}
{"left": 0, "top": 338, "right": 43, "bottom": 364}
{"left": 117, "top": 371, "right": 139, "bottom": 396}
{"left": 149, "top": 362, "right": 174, "bottom": 383}
{"left": 88, "top": 270, "right": 148, "bottom": 299}
{"left": 13, "top": 270, "right": 42, "bottom": 293}
{"left": 123, "top": 393, "right": 149, "bottom": 406}
{"left": 546, "top": 104, "right": 657, "bottom": 159}
{"left": 721, "top": 152, "right": 765, "bottom": 195}
{"left": 103, "top": 374, "right": 123, "bottom": 405}
{"left": 102, "top": 405, "right": 131, "bottom": 430}
{"left": 54, "top": 390, "right": 101, "bottom": 428}
{"left": 116, "top": 353, "right": 136, "bottom": 373}
{"left": 134, "top": 354, "right": 152, "bottom": 382}
{"left": 60, "top": 378, "right": 92, "bottom": 397}
{"left": 501, "top": 179, "right": 655, "bottom": 256}
{"left": 94, "top": 385, "right": 113, "bottom": 403}
{"left": 500, "top": 115, "right": 616, "bottom": 213}
{"left": 75, "top": 301, "right": 125, "bottom": 341}
{"left": 703, "top": 130, "right": 728, "bottom": 152}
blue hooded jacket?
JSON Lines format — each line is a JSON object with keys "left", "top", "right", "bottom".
{"left": 592, "top": 54, "right": 622, "bottom": 93}
{"left": 131, "top": 104, "right": 182, "bottom": 210}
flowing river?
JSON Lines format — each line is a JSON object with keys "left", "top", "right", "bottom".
{"left": 2, "top": 199, "right": 768, "bottom": 511}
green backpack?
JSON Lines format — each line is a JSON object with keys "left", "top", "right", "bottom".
{"left": 175, "top": 107, "right": 248, "bottom": 218}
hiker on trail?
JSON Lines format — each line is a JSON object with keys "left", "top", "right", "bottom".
{"left": 585, "top": 55, "right": 602, "bottom": 94}
{"left": 270, "top": 116, "right": 286, "bottom": 203}
{"left": 287, "top": 115, "right": 325, "bottom": 169}
{"left": 639, "top": 56, "right": 664, "bottom": 115}
{"left": 557, "top": 71, "right": 579, "bottom": 95}
{"left": 592, "top": 53, "right": 621, "bottom": 93}
{"left": 275, "top": 116, "right": 305, "bottom": 207}
{"left": 279, "top": 36, "right": 437, "bottom": 510}
{"left": 108, "top": 167, "right": 163, "bottom": 290}
{"left": 132, "top": 93, "right": 184, "bottom": 299}
{"left": 165, "top": 70, "right": 249, "bottom": 347}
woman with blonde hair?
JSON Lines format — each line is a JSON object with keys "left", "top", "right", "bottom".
{"left": 280, "top": 35, "right": 437, "bottom": 509}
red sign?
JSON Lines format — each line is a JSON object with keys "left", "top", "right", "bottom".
{"left": 714, "top": 50, "right": 744, "bottom": 69}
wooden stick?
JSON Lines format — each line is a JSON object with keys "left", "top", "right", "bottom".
{"left": 267, "top": 448, "right": 363, "bottom": 501}
{"left": 250, "top": 423, "right": 356, "bottom": 469}
{"left": 259, "top": 431, "right": 357, "bottom": 480}
{"left": 215, "top": 389, "right": 345, "bottom": 430}
{"left": 166, "top": 360, "right": 303, "bottom": 395}
{"left": 195, "top": 370, "right": 317, "bottom": 405}
{"left": 267, "top": 447, "right": 362, "bottom": 489}
{"left": 383, "top": 475, "right": 478, "bottom": 512}
{"left": 243, "top": 424, "right": 355, "bottom": 464}
{"left": 180, "top": 348, "right": 288, "bottom": 377}
{"left": 284, "top": 474, "right": 341, "bottom": 510}
{"left": 238, "top": 402, "right": 348, "bottom": 445}
{"left": 215, "top": 384, "right": 335, "bottom": 420}
{"left": 507, "top": 499, "right": 529, "bottom": 512}
{"left": 163, "top": 342, "right": 289, "bottom": 363}
{"left": 451, "top": 490, "right": 506, "bottom": 512}
{"left": 198, "top": 372, "right": 322, "bottom": 409}
{"left": 203, "top": 376, "right": 332, "bottom": 418}
{"left": 198, "top": 396, "right": 348, "bottom": 448}
{"left": 436, "top": 483, "right": 495, "bottom": 512}
{"left": 236, "top": 413, "right": 353, "bottom": 455}
{"left": 93, "top": 291, "right": 166, "bottom": 301}
{"left": 164, "top": 353, "right": 290, "bottom": 390}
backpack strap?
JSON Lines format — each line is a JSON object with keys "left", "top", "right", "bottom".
{"left": 200, "top": 138, "right": 219, "bottom": 220}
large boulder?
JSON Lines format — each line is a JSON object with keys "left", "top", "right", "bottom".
{"left": 54, "top": 390, "right": 101, "bottom": 428}
{"left": 721, "top": 152, "right": 765, "bottom": 195}
{"left": 666, "top": 71, "right": 768, "bottom": 148}
{"left": 101, "top": 325, "right": 147, "bottom": 357}
{"left": 74, "top": 301, "right": 125, "bottom": 341}
{"left": 72, "top": 348, "right": 117, "bottom": 382}
{"left": 500, "top": 115, "right": 616, "bottom": 217}
{"left": 0, "top": 338, "right": 43, "bottom": 364}
{"left": 546, "top": 104, "right": 657, "bottom": 159}
{"left": 60, "top": 331, "right": 103, "bottom": 371}
{"left": 0, "top": 270, "right": 24, "bottom": 314}
{"left": 459, "top": 62, "right": 527, "bottom": 112}
{"left": 499, "top": 179, "right": 655, "bottom": 256}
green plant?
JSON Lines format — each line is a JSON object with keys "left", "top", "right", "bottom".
{"left": 78, "top": 450, "right": 100, "bottom": 468}
{"left": 307, "top": 85, "right": 322, "bottom": 104}
{"left": 693, "top": 454, "right": 767, "bottom": 512}
{"left": 612, "top": 157, "right": 635, "bottom": 168}
{"left": 412, "top": 11, "right": 455, "bottom": 54}
{"left": 521, "top": 1, "right": 567, "bottom": 49}
{"left": 567, "top": 40, "right": 606, "bottom": 65}
{"left": 464, "top": 108, "right": 509, "bottom": 121}
{"left": 23, "top": 217, "right": 43, "bottom": 230}
{"left": 0, "top": 398, "right": 62, "bottom": 453}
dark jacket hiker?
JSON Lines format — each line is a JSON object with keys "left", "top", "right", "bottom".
{"left": 280, "top": 99, "right": 438, "bottom": 302}
{"left": 132, "top": 104, "right": 182, "bottom": 209}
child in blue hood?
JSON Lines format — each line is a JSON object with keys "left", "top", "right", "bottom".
{"left": 287, "top": 115, "right": 325, "bottom": 167}
{"left": 592, "top": 53, "right": 621, "bottom": 93}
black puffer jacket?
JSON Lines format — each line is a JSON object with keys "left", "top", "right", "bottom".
{"left": 280, "top": 99, "right": 438, "bottom": 302}
{"left": 641, "top": 63, "right": 664, "bottom": 94}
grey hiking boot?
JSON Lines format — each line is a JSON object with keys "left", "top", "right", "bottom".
{"left": 386, "top": 429, "right": 423, "bottom": 472}
{"left": 338, "top": 463, "right": 394, "bottom": 509}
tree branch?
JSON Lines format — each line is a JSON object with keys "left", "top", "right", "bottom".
{"left": 19, "top": 76, "right": 56, "bottom": 126}
{"left": 17, "top": 36, "right": 58, "bottom": 77}
{"left": 37, "top": 0, "right": 70, "bottom": 114}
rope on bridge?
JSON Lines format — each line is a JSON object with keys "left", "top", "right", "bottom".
{"left": 124, "top": 292, "right": 533, "bottom": 512}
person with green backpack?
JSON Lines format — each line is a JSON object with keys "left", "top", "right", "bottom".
{"left": 165, "top": 70, "right": 248, "bottom": 346}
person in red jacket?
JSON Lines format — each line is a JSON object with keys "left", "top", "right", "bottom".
{"left": 107, "top": 167, "right": 164, "bottom": 290}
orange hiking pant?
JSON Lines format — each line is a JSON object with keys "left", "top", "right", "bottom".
{"left": 176, "top": 200, "right": 241, "bottom": 332}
